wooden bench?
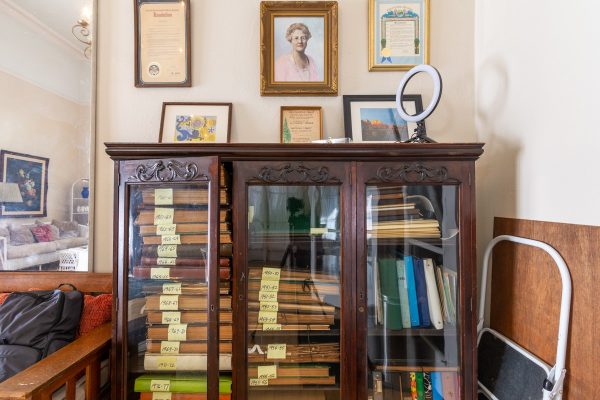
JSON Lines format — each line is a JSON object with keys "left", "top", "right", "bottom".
{"left": 0, "top": 272, "right": 112, "bottom": 400}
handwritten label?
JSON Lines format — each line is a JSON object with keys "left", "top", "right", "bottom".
{"left": 157, "top": 257, "right": 177, "bottom": 266}
{"left": 260, "top": 280, "right": 280, "bottom": 292}
{"left": 157, "top": 245, "right": 177, "bottom": 258}
{"left": 161, "top": 234, "right": 181, "bottom": 245}
{"left": 258, "top": 291, "right": 277, "bottom": 302}
{"left": 267, "top": 344, "right": 287, "bottom": 359}
{"left": 154, "top": 207, "right": 174, "bottom": 225}
{"left": 155, "top": 188, "right": 173, "bottom": 205}
{"left": 249, "top": 378, "right": 268, "bottom": 386}
{"left": 162, "top": 282, "right": 182, "bottom": 294}
{"left": 263, "top": 323, "right": 282, "bottom": 331}
{"left": 257, "top": 365, "right": 277, "bottom": 379}
{"left": 156, "top": 224, "right": 177, "bottom": 236}
{"left": 156, "top": 356, "right": 177, "bottom": 370}
{"left": 260, "top": 301, "right": 279, "bottom": 312}
{"left": 310, "top": 227, "right": 328, "bottom": 235}
{"left": 167, "top": 324, "right": 188, "bottom": 341}
{"left": 149, "top": 379, "right": 171, "bottom": 392}
{"left": 258, "top": 311, "right": 278, "bottom": 324}
{"left": 159, "top": 295, "right": 179, "bottom": 310}
{"left": 151, "top": 268, "right": 170, "bottom": 280}
{"left": 261, "top": 267, "right": 281, "bottom": 281}
{"left": 152, "top": 393, "right": 172, "bottom": 400}
{"left": 161, "top": 311, "right": 181, "bottom": 324}
{"left": 160, "top": 341, "right": 180, "bottom": 354}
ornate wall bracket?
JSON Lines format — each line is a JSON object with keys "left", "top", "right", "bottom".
{"left": 129, "top": 160, "right": 206, "bottom": 182}
{"left": 254, "top": 164, "right": 340, "bottom": 184}
{"left": 372, "top": 163, "right": 455, "bottom": 183}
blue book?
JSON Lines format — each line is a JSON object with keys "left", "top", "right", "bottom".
{"left": 404, "top": 255, "right": 420, "bottom": 327}
{"left": 414, "top": 258, "right": 431, "bottom": 327}
{"left": 430, "top": 371, "right": 443, "bottom": 400}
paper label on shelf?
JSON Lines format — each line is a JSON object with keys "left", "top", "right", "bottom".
{"left": 310, "top": 227, "right": 328, "bottom": 235}
{"left": 151, "top": 268, "right": 170, "bottom": 280}
{"left": 161, "top": 235, "right": 181, "bottom": 245}
{"left": 154, "top": 207, "right": 174, "bottom": 225}
{"left": 157, "top": 245, "right": 178, "bottom": 258}
{"left": 260, "top": 280, "right": 280, "bottom": 292}
{"left": 249, "top": 378, "right": 268, "bottom": 386}
{"left": 156, "top": 257, "right": 177, "bottom": 266}
{"left": 156, "top": 224, "right": 177, "bottom": 236}
{"left": 161, "top": 311, "right": 181, "bottom": 324}
{"left": 261, "top": 267, "right": 281, "bottom": 281}
{"left": 262, "top": 323, "right": 282, "bottom": 331}
{"left": 149, "top": 379, "right": 171, "bottom": 392}
{"left": 257, "top": 365, "right": 277, "bottom": 379}
{"left": 258, "top": 290, "right": 278, "bottom": 302}
{"left": 162, "top": 282, "right": 182, "bottom": 295}
{"left": 152, "top": 393, "right": 172, "bottom": 400}
{"left": 156, "top": 356, "right": 177, "bottom": 370}
{"left": 259, "top": 301, "right": 279, "bottom": 312}
{"left": 267, "top": 344, "right": 287, "bottom": 359}
{"left": 160, "top": 341, "right": 180, "bottom": 354}
{"left": 159, "top": 295, "right": 179, "bottom": 310}
{"left": 167, "top": 324, "right": 188, "bottom": 341}
{"left": 155, "top": 188, "right": 174, "bottom": 205}
{"left": 258, "top": 311, "right": 278, "bottom": 324}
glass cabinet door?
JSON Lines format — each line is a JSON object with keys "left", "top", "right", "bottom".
{"left": 360, "top": 182, "right": 461, "bottom": 400}
{"left": 244, "top": 184, "right": 343, "bottom": 400}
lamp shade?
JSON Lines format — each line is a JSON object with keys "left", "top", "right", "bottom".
{"left": 0, "top": 182, "right": 23, "bottom": 203}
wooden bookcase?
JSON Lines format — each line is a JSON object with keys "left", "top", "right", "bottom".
{"left": 106, "top": 143, "right": 484, "bottom": 400}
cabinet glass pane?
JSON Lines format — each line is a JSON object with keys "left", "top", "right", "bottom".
{"left": 246, "top": 185, "right": 342, "bottom": 400}
{"left": 127, "top": 183, "right": 221, "bottom": 399}
{"left": 366, "top": 185, "right": 460, "bottom": 400}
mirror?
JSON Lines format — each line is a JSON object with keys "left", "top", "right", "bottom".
{"left": 0, "top": 0, "right": 95, "bottom": 272}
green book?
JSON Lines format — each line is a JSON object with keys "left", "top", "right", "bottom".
{"left": 396, "top": 259, "right": 412, "bottom": 328}
{"left": 134, "top": 374, "right": 232, "bottom": 393}
{"left": 377, "top": 258, "right": 403, "bottom": 329}
{"left": 416, "top": 371, "right": 425, "bottom": 400}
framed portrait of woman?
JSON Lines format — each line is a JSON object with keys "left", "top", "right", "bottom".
{"left": 260, "top": 1, "right": 338, "bottom": 96}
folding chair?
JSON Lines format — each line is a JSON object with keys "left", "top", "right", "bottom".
{"left": 477, "top": 235, "right": 572, "bottom": 400}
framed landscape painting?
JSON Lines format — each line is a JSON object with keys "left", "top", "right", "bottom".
{"left": 159, "top": 102, "right": 232, "bottom": 143}
{"left": 0, "top": 150, "right": 49, "bottom": 218}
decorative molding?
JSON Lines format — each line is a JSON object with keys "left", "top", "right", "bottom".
{"left": 254, "top": 164, "right": 340, "bottom": 184}
{"left": 373, "top": 163, "right": 455, "bottom": 183}
{"left": 129, "top": 160, "right": 206, "bottom": 182}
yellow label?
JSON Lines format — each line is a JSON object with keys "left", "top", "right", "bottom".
{"left": 156, "top": 356, "right": 177, "bottom": 370}
{"left": 161, "top": 235, "right": 181, "bottom": 245}
{"left": 154, "top": 207, "right": 174, "bottom": 225}
{"left": 257, "top": 364, "right": 277, "bottom": 379}
{"left": 160, "top": 341, "right": 180, "bottom": 354}
{"left": 261, "top": 267, "right": 281, "bottom": 281}
{"left": 310, "top": 227, "right": 328, "bottom": 235}
{"left": 267, "top": 343, "right": 287, "bottom": 359}
{"left": 156, "top": 224, "right": 177, "bottom": 235}
{"left": 157, "top": 245, "right": 178, "bottom": 258}
{"left": 167, "top": 324, "right": 188, "bottom": 341}
{"left": 161, "top": 311, "right": 181, "bottom": 324}
{"left": 249, "top": 378, "right": 268, "bottom": 386}
{"left": 149, "top": 379, "right": 171, "bottom": 392}
{"left": 257, "top": 311, "right": 278, "bottom": 324}
{"left": 150, "top": 268, "right": 170, "bottom": 280}
{"left": 159, "top": 295, "right": 179, "bottom": 310}
{"left": 258, "top": 291, "right": 277, "bottom": 302}
{"left": 260, "top": 280, "right": 280, "bottom": 292}
{"left": 156, "top": 257, "right": 177, "bottom": 266}
{"left": 263, "top": 323, "right": 282, "bottom": 331}
{"left": 155, "top": 188, "right": 174, "bottom": 205}
{"left": 152, "top": 393, "right": 172, "bottom": 400}
{"left": 259, "top": 301, "right": 279, "bottom": 312}
{"left": 162, "top": 282, "right": 182, "bottom": 295}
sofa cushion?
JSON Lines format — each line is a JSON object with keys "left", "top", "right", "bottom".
{"left": 9, "top": 226, "right": 35, "bottom": 246}
{"left": 6, "top": 241, "right": 57, "bottom": 260}
{"left": 54, "top": 237, "right": 87, "bottom": 250}
{"left": 78, "top": 294, "right": 112, "bottom": 336}
{"left": 30, "top": 225, "right": 53, "bottom": 242}
{"left": 51, "top": 220, "right": 79, "bottom": 238}
{"left": 35, "top": 220, "right": 60, "bottom": 241}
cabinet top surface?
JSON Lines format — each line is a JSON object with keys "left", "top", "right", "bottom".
{"left": 105, "top": 142, "right": 484, "bottom": 161}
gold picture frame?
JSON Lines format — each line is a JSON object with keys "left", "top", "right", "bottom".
{"left": 368, "top": 0, "right": 430, "bottom": 71}
{"left": 260, "top": 1, "right": 338, "bottom": 96}
{"left": 280, "top": 106, "right": 323, "bottom": 143}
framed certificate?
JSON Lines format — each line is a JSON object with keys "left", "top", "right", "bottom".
{"left": 280, "top": 106, "right": 323, "bottom": 143}
{"left": 134, "top": 0, "right": 191, "bottom": 87}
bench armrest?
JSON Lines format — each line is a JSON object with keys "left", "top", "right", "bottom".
{"left": 0, "top": 323, "right": 111, "bottom": 400}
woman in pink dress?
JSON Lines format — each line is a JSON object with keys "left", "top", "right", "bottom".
{"left": 275, "top": 23, "right": 320, "bottom": 82}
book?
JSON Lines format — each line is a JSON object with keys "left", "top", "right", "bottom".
{"left": 143, "top": 353, "right": 232, "bottom": 371}
{"left": 140, "top": 257, "right": 230, "bottom": 267}
{"left": 133, "top": 266, "right": 231, "bottom": 280}
{"left": 404, "top": 256, "right": 421, "bottom": 327}
{"left": 138, "top": 222, "right": 230, "bottom": 236}
{"left": 441, "top": 269, "right": 457, "bottom": 324}
{"left": 248, "top": 323, "right": 331, "bottom": 331}
{"left": 134, "top": 374, "right": 232, "bottom": 393}
{"left": 247, "top": 343, "right": 339, "bottom": 363}
{"left": 247, "top": 267, "right": 339, "bottom": 283}
{"left": 247, "top": 301, "right": 335, "bottom": 314}
{"left": 414, "top": 258, "right": 431, "bottom": 327}
{"left": 423, "top": 372, "right": 433, "bottom": 400}
{"left": 430, "top": 371, "right": 443, "bottom": 400}
{"left": 142, "top": 233, "right": 232, "bottom": 245}
{"left": 147, "top": 310, "right": 233, "bottom": 324}
{"left": 248, "top": 376, "right": 335, "bottom": 385}
{"left": 147, "top": 324, "right": 233, "bottom": 341}
{"left": 146, "top": 340, "right": 232, "bottom": 353}
{"left": 377, "top": 258, "right": 403, "bottom": 329}
{"left": 135, "top": 209, "right": 229, "bottom": 225}
{"left": 423, "top": 258, "right": 444, "bottom": 329}
{"left": 410, "top": 372, "right": 418, "bottom": 400}
{"left": 145, "top": 295, "right": 232, "bottom": 311}
{"left": 415, "top": 371, "right": 424, "bottom": 399}
{"left": 434, "top": 265, "right": 449, "bottom": 323}
{"left": 248, "top": 364, "right": 330, "bottom": 378}
{"left": 140, "top": 394, "right": 231, "bottom": 400}
{"left": 247, "top": 290, "right": 325, "bottom": 304}
{"left": 248, "top": 311, "right": 334, "bottom": 325}
{"left": 441, "top": 372, "right": 458, "bottom": 399}
{"left": 396, "top": 259, "right": 412, "bottom": 329}
{"left": 247, "top": 281, "right": 339, "bottom": 296}
{"left": 141, "top": 188, "right": 209, "bottom": 205}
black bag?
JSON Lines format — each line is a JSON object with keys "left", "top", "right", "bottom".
{"left": 0, "top": 284, "right": 84, "bottom": 382}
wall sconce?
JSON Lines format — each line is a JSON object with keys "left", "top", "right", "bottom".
{"left": 72, "top": 18, "right": 92, "bottom": 59}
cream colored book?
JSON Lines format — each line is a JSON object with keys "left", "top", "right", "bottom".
{"left": 143, "top": 353, "right": 232, "bottom": 371}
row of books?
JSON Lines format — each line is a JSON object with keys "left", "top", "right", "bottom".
{"left": 134, "top": 374, "right": 232, "bottom": 399}
{"left": 374, "top": 256, "right": 457, "bottom": 330}
{"left": 371, "top": 370, "right": 460, "bottom": 400}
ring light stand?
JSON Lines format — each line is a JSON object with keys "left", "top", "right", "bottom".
{"left": 395, "top": 64, "right": 443, "bottom": 143}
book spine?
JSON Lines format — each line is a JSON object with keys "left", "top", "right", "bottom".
{"left": 396, "top": 259, "right": 412, "bottom": 329}
{"left": 410, "top": 372, "right": 418, "bottom": 400}
{"left": 414, "top": 258, "right": 431, "bottom": 327}
{"left": 423, "top": 259, "right": 444, "bottom": 329}
{"left": 430, "top": 372, "right": 443, "bottom": 400}
{"left": 378, "top": 258, "right": 403, "bottom": 329}
{"left": 415, "top": 371, "right": 425, "bottom": 400}
{"left": 404, "top": 256, "right": 421, "bottom": 327}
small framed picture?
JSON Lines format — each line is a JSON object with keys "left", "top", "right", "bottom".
{"left": 159, "top": 102, "right": 232, "bottom": 143}
{"left": 280, "top": 106, "right": 323, "bottom": 143}
{"left": 260, "top": 1, "right": 338, "bottom": 96}
{"left": 368, "top": 0, "right": 430, "bottom": 71}
{"left": 134, "top": 0, "right": 191, "bottom": 87}
{"left": 343, "top": 95, "right": 424, "bottom": 142}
